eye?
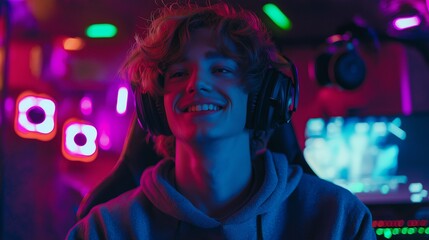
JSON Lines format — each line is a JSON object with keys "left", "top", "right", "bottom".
{"left": 167, "top": 70, "right": 188, "bottom": 80}
{"left": 212, "top": 66, "right": 234, "bottom": 75}
{"left": 214, "top": 68, "right": 229, "bottom": 73}
{"left": 172, "top": 72, "right": 186, "bottom": 78}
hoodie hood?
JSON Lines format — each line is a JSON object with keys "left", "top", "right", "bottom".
{"left": 140, "top": 150, "right": 303, "bottom": 229}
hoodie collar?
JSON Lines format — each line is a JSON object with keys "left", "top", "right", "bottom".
{"left": 140, "top": 150, "right": 303, "bottom": 227}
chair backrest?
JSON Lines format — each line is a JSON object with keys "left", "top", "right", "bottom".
{"left": 76, "top": 116, "right": 315, "bottom": 220}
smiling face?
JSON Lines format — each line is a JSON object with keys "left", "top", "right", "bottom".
{"left": 163, "top": 28, "right": 249, "bottom": 143}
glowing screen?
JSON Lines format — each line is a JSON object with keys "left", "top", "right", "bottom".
{"left": 304, "top": 113, "right": 429, "bottom": 204}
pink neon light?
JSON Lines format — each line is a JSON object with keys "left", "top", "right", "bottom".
{"left": 50, "top": 45, "right": 68, "bottom": 78}
{"left": 65, "top": 122, "right": 97, "bottom": 156}
{"left": 427, "top": 0, "right": 429, "bottom": 15}
{"left": 99, "top": 132, "right": 112, "bottom": 150}
{"left": 5, "top": 97, "right": 14, "bottom": 115}
{"left": 400, "top": 51, "right": 412, "bottom": 115}
{"left": 80, "top": 96, "right": 93, "bottom": 116}
{"left": 14, "top": 92, "right": 57, "bottom": 141}
{"left": 18, "top": 96, "right": 56, "bottom": 134}
{"left": 393, "top": 15, "right": 422, "bottom": 30}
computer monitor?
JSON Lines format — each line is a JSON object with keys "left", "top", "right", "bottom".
{"left": 303, "top": 112, "right": 429, "bottom": 204}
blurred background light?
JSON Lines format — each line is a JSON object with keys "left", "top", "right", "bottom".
{"left": 262, "top": 3, "right": 292, "bottom": 30}
{"left": 63, "top": 37, "right": 85, "bottom": 51}
{"left": 62, "top": 119, "right": 98, "bottom": 162}
{"left": 86, "top": 23, "right": 117, "bottom": 38}
{"left": 14, "top": 91, "right": 57, "bottom": 141}
{"left": 29, "top": 45, "right": 42, "bottom": 78}
{"left": 80, "top": 96, "right": 93, "bottom": 116}
{"left": 99, "top": 131, "right": 112, "bottom": 150}
{"left": 393, "top": 15, "right": 422, "bottom": 30}
{"left": 116, "top": 86, "right": 128, "bottom": 115}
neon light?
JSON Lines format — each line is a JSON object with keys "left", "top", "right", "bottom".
{"left": 388, "top": 122, "right": 407, "bottom": 140}
{"left": 399, "top": 48, "right": 412, "bottom": 115}
{"left": 99, "top": 132, "right": 112, "bottom": 150}
{"left": 373, "top": 220, "right": 405, "bottom": 228}
{"left": 427, "top": 0, "right": 429, "bottom": 16}
{"left": 306, "top": 118, "right": 325, "bottom": 136}
{"left": 0, "top": 49, "right": 3, "bottom": 91}
{"left": 393, "top": 15, "right": 422, "bottom": 30}
{"left": 409, "top": 183, "right": 423, "bottom": 193}
{"left": 30, "top": 46, "right": 42, "bottom": 78}
{"left": 63, "top": 37, "right": 85, "bottom": 51}
{"left": 86, "top": 23, "right": 118, "bottom": 38}
{"left": 375, "top": 227, "right": 429, "bottom": 238}
{"left": 65, "top": 124, "right": 81, "bottom": 152}
{"left": 18, "top": 114, "right": 35, "bottom": 131}
{"left": 349, "top": 182, "right": 365, "bottom": 193}
{"left": 39, "top": 99, "right": 55, "bottom": 115}
{"left": 262, "top": 3, "right": 292, "bottom": 30}
{"left": 50, "top": 45, "right": 68, "bottom": 78}
{"left": 35, "top": 117, "right": 54, "bottom": 134}
{"left": 411, "top": 193, "right": 423, "bottom": 202}
{"left": 5, "top": 97, "right": 14, "bottom": 114}
{"left": 373, "top": 122, "right": 387, "bottom": 136}
{"left": 62, "top": 119, "right": 98, "bottom": 162}
{"left": 19, "top": 96, "right": 36, "bottom": 112}
{"left": 384, "top": 228, "right": 393, "bottom": 239}
{"left": 391, "top": 117, "right": 402, "bottom": 127}
{"left": 14, "top": 91, "right": 57, "bottom": 141}
{"left": 80, "top": 96, "right": 93, "bottom": 116}
{"left": 116, "top": 87, "right": 128, "bottom": 114}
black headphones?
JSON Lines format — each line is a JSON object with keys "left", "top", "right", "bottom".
{"left": 314, "top": 33, "right": 366, "bottom": 90}
{"left": 134, "top": 59, "right": 299, "bottom": 136}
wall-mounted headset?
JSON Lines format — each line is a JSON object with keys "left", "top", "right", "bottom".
{"left": 314, "top": 33, "right": 366, "bottom": 90}
{"left": 134, "top": 58, "right": 299, "bottom": 136}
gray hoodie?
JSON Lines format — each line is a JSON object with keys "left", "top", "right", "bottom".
{"left": 66, "top": 151, "right": 376, "bottom": 239}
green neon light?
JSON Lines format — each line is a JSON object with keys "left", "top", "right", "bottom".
{"left": 86, "top": 23, "right": 118, "bottom": 38}
{"left": 262, "top": 3, "right": 292, "bottom": 30}
{"left": 375, "top": 227, "right": 429, "bottom": 237}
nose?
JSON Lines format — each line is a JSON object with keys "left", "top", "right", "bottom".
{"left": 185, "top": 68, "right": 212, "bottom": 94}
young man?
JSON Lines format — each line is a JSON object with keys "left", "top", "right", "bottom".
{"left": 67, "top": 2, "right": 376, "bottom": 239}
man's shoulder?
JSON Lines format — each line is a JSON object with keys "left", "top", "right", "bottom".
{"left": 298, "top": 173, "right": 352, "bottom": 196}
{"left": 87, "top": 186, "right": 150, "bottom": 220}
{"left": 294, "top": 172, "right": 369, "bottom": 210}
{"left": 67, "top": 187, "right": 154, "bottom": 239}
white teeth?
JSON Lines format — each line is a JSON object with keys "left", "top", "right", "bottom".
{"left": 187, "top": 104, "right": 220, "bottom": 112}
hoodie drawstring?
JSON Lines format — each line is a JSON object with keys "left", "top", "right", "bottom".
{"left": 174, "top": 217, "right": 263, "bottom": 239}
{"left": 257, "top": 214, "right": 263, "bottom": 240}
{"left": 174, "top": 220, "right": 182, "bottom": 240}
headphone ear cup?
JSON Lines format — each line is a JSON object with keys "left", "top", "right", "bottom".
{"left": 315, "top": 36, "right": 366, "bottom": 90}
{"left": 247, "top": 68, "right": 295, "bottom": 131}
{"left": 315, "top": 52, "right": 332, "bottom": 87}
{"left": 134, "top": 90, "right": 172, "bottom": 136}
{"left": 330, "top": 50, "right": 366, "bottom": 90}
